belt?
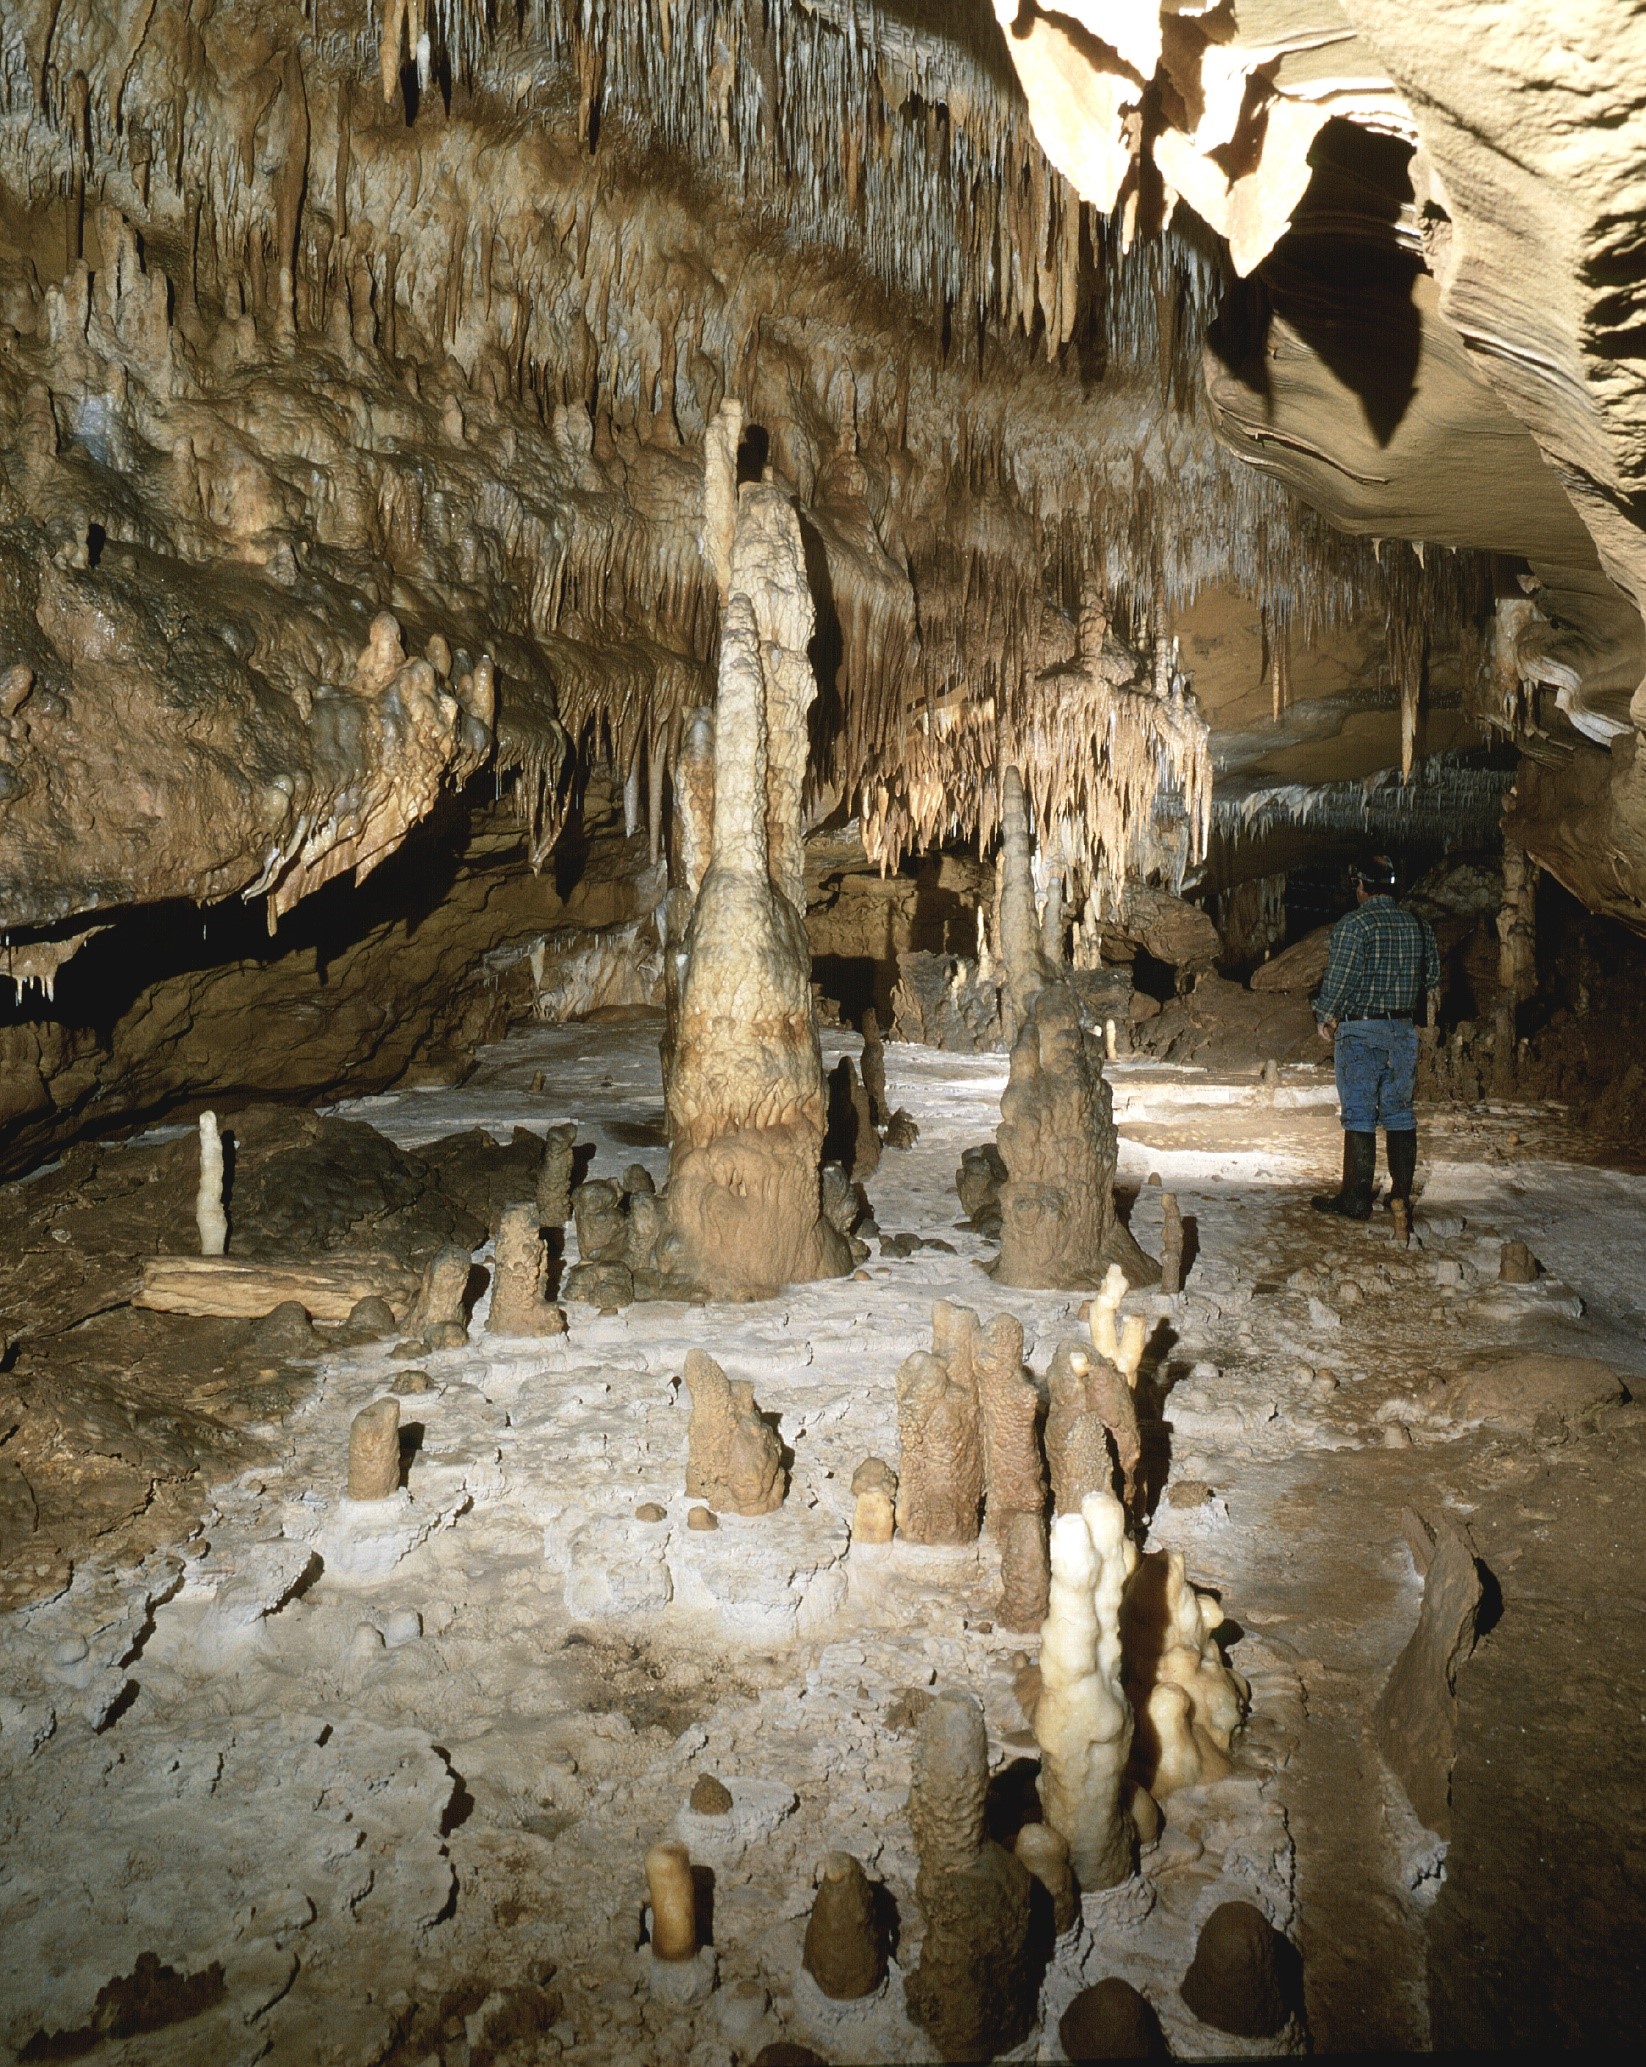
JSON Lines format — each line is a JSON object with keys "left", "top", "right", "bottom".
{"left": 1343, "top": 1010, "right": 1412, "bottom": 1022}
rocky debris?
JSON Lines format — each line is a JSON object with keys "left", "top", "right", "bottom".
{"left": 802, "top": 1852, "right": 885, "bottom": 2001}
{"left": 1499, "top": 1238, "right": 1540, "bottom": 1282}
{"left": 905, "top": 1691, "right": 1037, "bottom": 2062}
{"left": 890, "top": 951, "right": 1008, "bottom": 1053}
{"left": 683, "top": 1350, "right": 786, "bottom": 1517}
{"left": 1375, "top": 1515, "right": 1486, "bottom": 1838}
{"left": 1179, "top": 1900, "right": 1296, "bottom": 2039}
{"left": 416, "top": 1127, "right": 552, "bottom": 1240}
{"left": 1250, "top": 925, "right": 1333, "bottom": 995}
{"left": 1130, "top": 972, "right": 1319, "bottom": 1071}
{"left": 1443, "top": 1353, "right": 1626, "bottom": 1433}
{"left": 689, "top": 1774, "right": 734, "bottom": 1817}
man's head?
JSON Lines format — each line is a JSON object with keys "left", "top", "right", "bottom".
{"left": 1353, "top": 854, "right": 1398, "bottom": 902}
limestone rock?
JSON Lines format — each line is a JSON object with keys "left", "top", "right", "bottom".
{"left": 1447, "top": 1353, "right": 1624, "bottom": 1432}
{"left": 683, "top": 1349, "right": 785, "bottom": 1516}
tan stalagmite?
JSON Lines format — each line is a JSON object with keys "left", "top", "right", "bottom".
{"left": 894, "top": 1349, "right": 983, "bottom": 1546}
{"left": 348, "top": 1397, "right": 401, "bottom": 1503}
{"left": 196, "top": 1110, "right": 228, "bottom": 1257}
{"left": 998, "top": 764, "right": 1055, "bottom": 1042}
{"left": 661, "top": 482, "right": 850, "bottom": 1298}
{"left": 645, "top": 1841, "right": 698, "bottom": 1962}
{"left": 1044, "top": 1340, "right": 1142, "bottom": 1512}
{"left": 1160, "top": 1192, "right": 1185, "bottom": 1296}
{"left": 408, "top": 1245, "right": 472, "bottom": 1348}
{"left": 701, "top": 399, "right": 744, "bottom": 606}
{"left": 850, "top": 1457, "right": 898, "bottom": 1545}
{"left": 972, "top": 1308, "right": 1051, "bottom": 1629}
{"left": 683, "top": 1349, "right": 786, "bottom": 1517}
{"left": 1035, "top": 1490, "right": 1136, "bottom": 1890}
{"left": 487, "top": 1204, "right": 567, "bottom": 1338}
{"left": 536, "top": 1125, "right": 578, "bottom": 1229}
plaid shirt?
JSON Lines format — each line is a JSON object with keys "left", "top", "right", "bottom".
{"left": 1313, "top": 896, "right": 1441, "bottom": 1020}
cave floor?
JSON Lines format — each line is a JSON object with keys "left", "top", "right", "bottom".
{"left": 2, "top": 1021, "right": 1644, "bottom": 2063}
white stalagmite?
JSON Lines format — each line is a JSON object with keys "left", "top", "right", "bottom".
{"left": 1088, "top": 1262, "right": 1127, "bottom": 1362}
{"left": 1035, "top": 1488, "right": 1136, "bottom": 1890}
{"left": 196, "top": 1111, "right": 228, "bottom": 1256}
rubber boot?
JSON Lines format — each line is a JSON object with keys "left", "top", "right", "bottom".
{"left": 1386, "top": 1129, "right": 1417, "bottom": 1244}
{"left": 1311, "top": 1130, "right": 1376, "bottom": 1219}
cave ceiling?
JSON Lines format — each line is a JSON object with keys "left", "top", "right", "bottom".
{"left": 1, "top": 0, "right": 1645, "bottom": 968}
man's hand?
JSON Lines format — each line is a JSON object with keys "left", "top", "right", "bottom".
{"left": 1316, "top": 1016, "right": 1338, "bottom": 1044}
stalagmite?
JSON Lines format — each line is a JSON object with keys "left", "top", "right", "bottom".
{"left": 972, "top": 1310, "right": 1050, "bottom": 1626}
{"left": 1036, "top": 1491, "right": 1136, "bottom": 1891}
{"left": 1014, "top": 1820, "right": 1079, "bottom": 1937}
{"left": 905, "top": 1691, "right": 1037, "bottom": 2061}
{"left": 645, "top": 1841, "right": 699, "bottom": 1961}
{"left": 850, "top": 1457, "right": 898, "bottom": 1545}
{"left": 894, "top": 1349, "right": 983, "bottom": 1546}
{"left": 196, "top": 1111, "right": 228, "bottom": 1257}
{"left": 1159, "top": 1192, "right": 1184, "bottom": 1295}
{"left": 1122, "top": 1550, "right": 1248, "bottom": 1800}
{"left": 661, "top": 481, "right": 850, "bottom": 1299}
{"left": 1046, "top": 1336, "right": 1142, "bottom": 1513}
{"left": 536, "top": 1124, "right": 578, "bottom": 1228}
{"left": 683, "top": 1349, "right": 786, "bottom": 1516}
{"left": 1088, "top": 1264, "right": 1127, "bottom": 1363}
{"left": 998, "top": 765, "right": 1054, "bottom": 1040}
{"left": 408, "top": 1245, "right": 472, "bottom": 1349}
{"left": 347, "top": 1397, "right": 401, "bottom": 1503}
{"left": 802, "top": 1852, "right": 885, "bottom": 2001}
{"left": 487, "top": 1204, "right": 567, "bottom": 1337}
{"left": 860, "top": 1008, "right": 892, "bottom": 1130}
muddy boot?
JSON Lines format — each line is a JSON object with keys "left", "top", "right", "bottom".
{"left": 1386, "top": 1129, "right": 1417, "bottom": 1244}
{"left": 1311, "top": 1130, "right": 1376, "bottom": 1220}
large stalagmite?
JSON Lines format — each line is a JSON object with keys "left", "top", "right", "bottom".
{"left": 660, "top": 464, "right": 851, "bottom": 1299}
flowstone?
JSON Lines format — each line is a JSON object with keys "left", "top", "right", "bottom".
{"left": 660, "top": 457, "right": 850, "bottom": 1299}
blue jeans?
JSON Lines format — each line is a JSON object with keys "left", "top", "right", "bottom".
{"left": 1334, "top": 1018, "right": 1418, "bottom": 1132}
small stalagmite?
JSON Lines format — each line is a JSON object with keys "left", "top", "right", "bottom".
{"left": 645, "top": 1841, "right": 699, "bottom": 1962}
{"left": 860, "top": 1007, "right": 893, "bottom": 1129}
{"left": 894, "top": 1349, "right": 982, "bottom": 1546}
{"left": 850, "top": 1457, "right": 898, "bottom": 1544}
{"left": 1044, "top": 1341, "right": 1141, "bottom": 1512}
{"left": 1036, "top": 1491, "right": 1136, "bottom": 1891}
{"left": 348, "top": 1397, "right": 401, "bottom": 1502}
{"left": 1014, "top": 1819, "right": 1079, "bottom": 1937}
{"left": 802, "top": 1851, "right": 885, "bottom": 2001}
{"left": 973, "top": 1309, "right": 1050, "bottom": 1628}
{"left": 905, "top": 1690, "right": 1037, "bottom": 2062}
{"left": 196, "top": 1110, "right": 228, "bottom": 1256}
{"left": 684, "top": 1348, "right": 785, "bottom": 1516}
{"left": 408, "top": 1244, "right": 472, "bottom": 1348}
{"left": 536, "top": 1123, "right": 578, "bottom": 1228}
{"left": 1159, "top": 1192, "right": 1184, "bottom": 1295}
{"left": 1088, "top": 1264, "right": 1127, "bottom": 1362}
{"left": 487, "top": 1203, "right": 567, "bottom": 1337}
{"left": 825, "top": 1053, "right": 881, "bottom": 1180}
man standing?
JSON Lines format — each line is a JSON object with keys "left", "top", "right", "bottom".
{"left": 1311, "top": 856, "right": 1441, "bottom": 1223}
